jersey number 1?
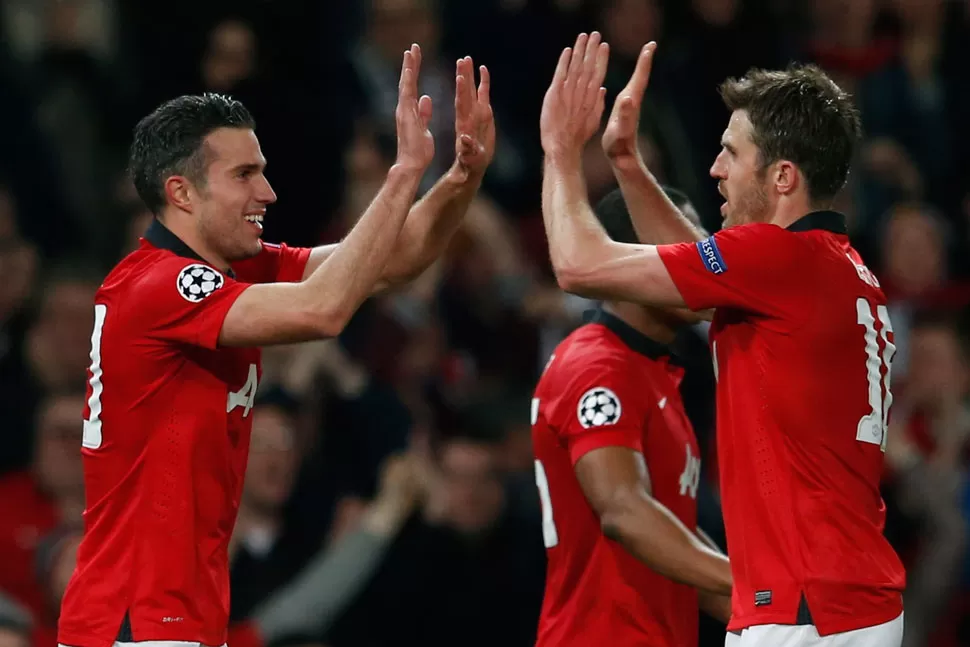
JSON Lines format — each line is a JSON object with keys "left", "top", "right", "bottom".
{"left": 534, "top": 460, "right": 559, "bottom": 548}
{"left": 82, "top": 304, "right": 108, "bottom": 449}
{"left": 856, "top": 298, "right": 895, "bottom": 451}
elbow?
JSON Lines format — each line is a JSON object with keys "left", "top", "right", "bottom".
{"left": 552, "top": 258, "right": 590, "bottom": 295}
{"left": 600, "top": 511, "right": 623, "bottom": 543}
{"left": 311, "top": 305, "right": 353, "bottom": 339}
{"left": 598, "top": 487, "right": 638, "bottom": 544}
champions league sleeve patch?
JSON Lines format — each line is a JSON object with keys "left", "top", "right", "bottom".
{"left": 696, "top": 236, "right": 728, "bottom": 275}
{"left": 577, "top": 387, "right": 622, "bottom": 428}
{"left": 177, "top": 264, "right": 225, "bottom": 302}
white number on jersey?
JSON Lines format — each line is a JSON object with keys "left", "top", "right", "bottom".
{"left": 82, "top": 304, "right": 108, "bottom": 449}
{"left": 856, "top": 298, "right": 895, "bottom": 450}
{"left": 534, "top": 460, "right": 559, "bottom": 548}
{"left": 227, "top": 363, "right": 259, "bottom": 418}
{"left": 678, "top": 444, "right": 701, "bottom": 499}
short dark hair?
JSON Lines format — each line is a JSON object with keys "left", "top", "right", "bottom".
{"left": 718, "top": 64, "right": 862, "bottom": 204}
{"left": 129, "top": 93, "right": 255, "bottom": 214}
{"left": 594, "top": 186, "right": 696, "bottom": 245}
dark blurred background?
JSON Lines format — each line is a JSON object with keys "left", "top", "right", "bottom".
{"left": 0, "top": 1, "right": 969, "bottom": 646}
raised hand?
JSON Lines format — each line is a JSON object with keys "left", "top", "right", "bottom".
{"left": 453, "top": 56, "right": 495, "bottom": 181}
{"left": 602, "top": 42, "right": 656, "bottom": 164}
{"left": 540, "top": 32, "right": 611, "bottom": 160}
{"left": 395, "top": 44, "right": 435, "bottom": 173}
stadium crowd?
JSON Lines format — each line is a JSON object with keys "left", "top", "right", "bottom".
{"left": 0, "top": 0, "right": 969, "bottom": 646}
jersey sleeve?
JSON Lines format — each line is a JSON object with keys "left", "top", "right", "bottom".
{"left": 129, "top": 258, "right": 251, "bottom": 350}
{"left": 231, "top": 242, "right": 312, "bottom": 284}
{"left": 547, "top": 357, "right": 650, "bottom": 465}
{"left": 656, "top": 223, "right": 809, "bottom": 316}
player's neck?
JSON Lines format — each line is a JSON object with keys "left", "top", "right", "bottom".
{"left": 602, "top": 302, "right": 677, "bottom": 346}
{"left": 769, "top": 194, "right": 825, "bottom": 230}
{"left": 155, "top": 213, "right": 231, "bottom": 271}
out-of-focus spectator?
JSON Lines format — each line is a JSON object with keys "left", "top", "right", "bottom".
{"left": 856, "top": 0, "right": 970, "bottom": 227}
{"left": 0, "top": 591, "right": 31, "bottom": 647}
{"left": 879, "top": 203, "right": 970, "bottom": 376}
{"left": 0, "top": 187, "right": 40, "bottom": 472}
{"left": 201, "top": 19, "right": 257, "bottom": 93}
{"left": 353, "top": 0, "right": 455, "bottom": 193}
{"left": 25, "top": 268, "right": 101, "bottom": 408}
{"left": 886, "top": 313, "right": 970, "bottom": 647}
{"left": 230, "top": 397, "right": 317, "bottom": 620}
{"left": 324, "top": 432, "right": 544, "bottom": 647}
{"left": 0, "top": 390, "right": 85, "bottom": 621}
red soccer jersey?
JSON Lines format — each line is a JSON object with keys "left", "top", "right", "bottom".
{"left": 657, "top": 211, "right": 906, "bottom": 636}
{"left": 58, "top": 220, "right": 310, "bottom": 647}
{"left": 532, "top": 309, "right": 702, "bottom": 647}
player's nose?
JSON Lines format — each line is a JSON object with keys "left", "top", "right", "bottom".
{"left": 256, "top": 176, "right": 277, "bottom": 204}
{"left": 710, "top": 152, "right": 727, "bottom": 179}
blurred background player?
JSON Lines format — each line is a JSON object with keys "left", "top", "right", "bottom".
{"left": 57, "top": 47, "right": 495, "bottom": 647}
{"left": 540, "top": 33, "right": 905, "bottom": 647}
{"left": 531, "top": 185, "right": 731, "bottom": 647}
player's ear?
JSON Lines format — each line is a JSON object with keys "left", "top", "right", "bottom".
{"left": 164, "top": 175, "right": 196, "bottom": 213}
{"left": 774, "top": 160, "right": 799, "bottom": 196}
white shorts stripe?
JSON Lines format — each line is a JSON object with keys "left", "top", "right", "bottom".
{"left": 724, "top": 612, "right": 903, "bottom": 647}
{"left": 61, "top": 642, "right": 227, "bottom": 647}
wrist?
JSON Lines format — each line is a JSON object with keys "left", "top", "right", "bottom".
{"left": 544, "top": 149, "right": 583, "bottom": 171}
{"left": 445, "top": 160, "right": 484, "bottom": 187}
{"left": 609, "top": 152, "right": 647, "bottom": 175}
{"left": 389, "top": 161, "right": 429, "bottom": 183}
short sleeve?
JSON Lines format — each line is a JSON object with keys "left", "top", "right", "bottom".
{"left": 130, "top": 258, "right": 251, "bottom": 350}
{"left": 232, "top": 242, "right": 312, "bottom": 284}
{"left": 657, "top": 223, "right": 809, "bottom": 316}
{"left": 548, "top": 358, "right": 649, "bottom": 465}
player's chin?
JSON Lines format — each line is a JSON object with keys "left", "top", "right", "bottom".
{"left": 228, "top": 238, "right": 263, "bottom": 262}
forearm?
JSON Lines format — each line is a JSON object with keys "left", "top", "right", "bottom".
{"left": 382, "top": 165, "right": 481, "bottom": 286}
{"left": 694, "top": 528, "right": 732, "bottom": 623}
{"left": 699, "top": 590, "right": 732, "bottom": 623}
{"left": 251, "top": 499, "right": 411, "bottom": 641}
{"left": 303, "top": 166, "right": 422, "bottom": 322}
{"left": 542, "top": 154, "right": 614, "bottom": 281}
{"left": 601, "top": 490, "right": 732, "bottom": 595}
{"left": 611, "top": 156, "right": 706, "bottom": 243}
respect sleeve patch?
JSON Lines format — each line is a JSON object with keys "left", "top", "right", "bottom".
{"left": 696, "top": 236, "right": 728, "bottom": 275}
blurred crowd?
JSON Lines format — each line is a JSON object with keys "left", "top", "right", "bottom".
{"left": 0, "top": 0, "right": 969, "bottom": 646}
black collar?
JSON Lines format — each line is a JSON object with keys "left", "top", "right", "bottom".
{"left": 785, "top": 210, "right": 847, "bottom": 235}
{"left": 583, "top": 308, "right": 671, "bottom": 360}
{"left": 144, "top": 218, "right": 233, "bottom": 276}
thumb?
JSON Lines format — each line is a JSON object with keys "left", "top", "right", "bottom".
{"left": 617, "top": 96, "right": 639, "bottom": 127}
{"left": 418, "top": 95, "right": 433, "bottom": 128}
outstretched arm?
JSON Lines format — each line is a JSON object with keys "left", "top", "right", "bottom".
{"left": 602, "top": 42, "right": 707, "bottom": 246}
{"left": 303, "top": 58, "right": 496, "bottom": 291}
{"left": 539, "top": 33, "right": 686, "bottom": 308}
{"left": 218, "top": 45, "right": 434, "bottom": 347}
